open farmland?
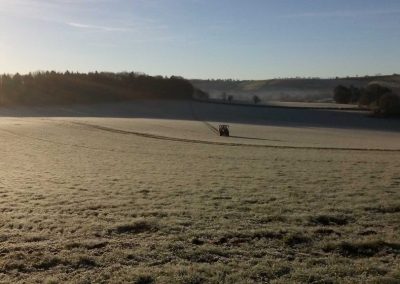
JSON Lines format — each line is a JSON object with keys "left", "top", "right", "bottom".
{"left": 0, "top": 100, "right": 399, "bottom": 283}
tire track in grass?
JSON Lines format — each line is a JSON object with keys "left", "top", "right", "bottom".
{"left": 3, "top": 109, "right": 400, "bottom": 153}
{"left": 189, "top": 100, "right": 219, "bottom": 134}
{"left": 0, "top": 126, "right": 134, "bottom": 154}
{"left": 189, "top": 100, "right": 283, "bottom": 142}
{"left": 70, "top": 121, "right": 400, "bottom": 153}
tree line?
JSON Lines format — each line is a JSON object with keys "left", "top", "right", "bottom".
{"left": 333, "top": 84, "right": 400, "bottom": 117}
{"left": 0, "top": 71, "right": 194, "bottom": 106}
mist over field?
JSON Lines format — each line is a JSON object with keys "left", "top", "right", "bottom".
{"left": 192, "top": 75, "right": 400, "bottom": 103}
{"left": 1, "top": 0, "right": 400, "bottom": 282}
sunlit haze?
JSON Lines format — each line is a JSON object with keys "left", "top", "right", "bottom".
{"left": 0, "top": 0, "right": 399, "bottom": 79}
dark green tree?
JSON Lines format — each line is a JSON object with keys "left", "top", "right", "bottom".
{"left": 359, "top": 83, "right": 391, "bottom": 106}
{"left": 333, "top": 85, "right": 352, "bottom": 104}
{"left": 253, "top": 95, "right": 261, "bottom": 104}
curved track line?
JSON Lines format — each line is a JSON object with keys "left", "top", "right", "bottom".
{"left": 70, "top": 121, "right": 400, "bottom": 153}
{"left": 0, "top": 127, "right": 134, "bottom": 154}
{"left": 189, "top": 101, "right": 284, "bottom": 142}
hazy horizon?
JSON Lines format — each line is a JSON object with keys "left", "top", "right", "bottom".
{"left": 1, "top": 0, "right": 400, "bottom": 80}
{"left": 2, "top": 70, "right": 398, "bottom": 82}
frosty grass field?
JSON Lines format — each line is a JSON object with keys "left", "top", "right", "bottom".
{"left": 0, "top": 100, "right": 399, "bottom": 283}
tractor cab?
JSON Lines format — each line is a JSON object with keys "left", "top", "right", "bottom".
{"left": 219, "top": 125, "right": 230, "bottom": 137}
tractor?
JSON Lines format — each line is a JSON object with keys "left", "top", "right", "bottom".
{"left": 219, "top": 125, "right": 230, "bottom": 137}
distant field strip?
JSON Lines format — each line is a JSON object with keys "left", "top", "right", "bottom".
{"left": 194, "top": 98, "right": 364, "bottom": 111}
{"left": 70, "top": 121, "right": 400, "bottom": 152}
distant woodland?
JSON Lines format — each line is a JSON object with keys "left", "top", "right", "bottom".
{"left": 333, "top": 83, "right": 400, "bottom": 117}
{"left": 191, "top": 74, "right": 400, "bottom": 103}
{"left": 0, "top": 72, "right": 194, "bottom": 106}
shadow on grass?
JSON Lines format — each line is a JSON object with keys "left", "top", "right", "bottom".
{"left": 323, "top": 240, "right": 400, "bottom": 257}
{"left": 1, "top": 100, "right": 400, "bottom": 133}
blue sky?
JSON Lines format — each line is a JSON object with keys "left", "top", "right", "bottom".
{"left": 0, "top": 0, "right": 399, "bottom": 79}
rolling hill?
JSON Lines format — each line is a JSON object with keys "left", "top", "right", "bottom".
{"left": 192, "top": 74, "right": 400, "bottom": 103}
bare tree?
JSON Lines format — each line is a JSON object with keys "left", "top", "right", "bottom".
{"left": 253, "top": 95, "right": 261, "bottom": 104}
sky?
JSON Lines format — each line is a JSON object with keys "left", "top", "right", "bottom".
{"left": 0, "top": 0, "right": 399, "bottom": 80}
